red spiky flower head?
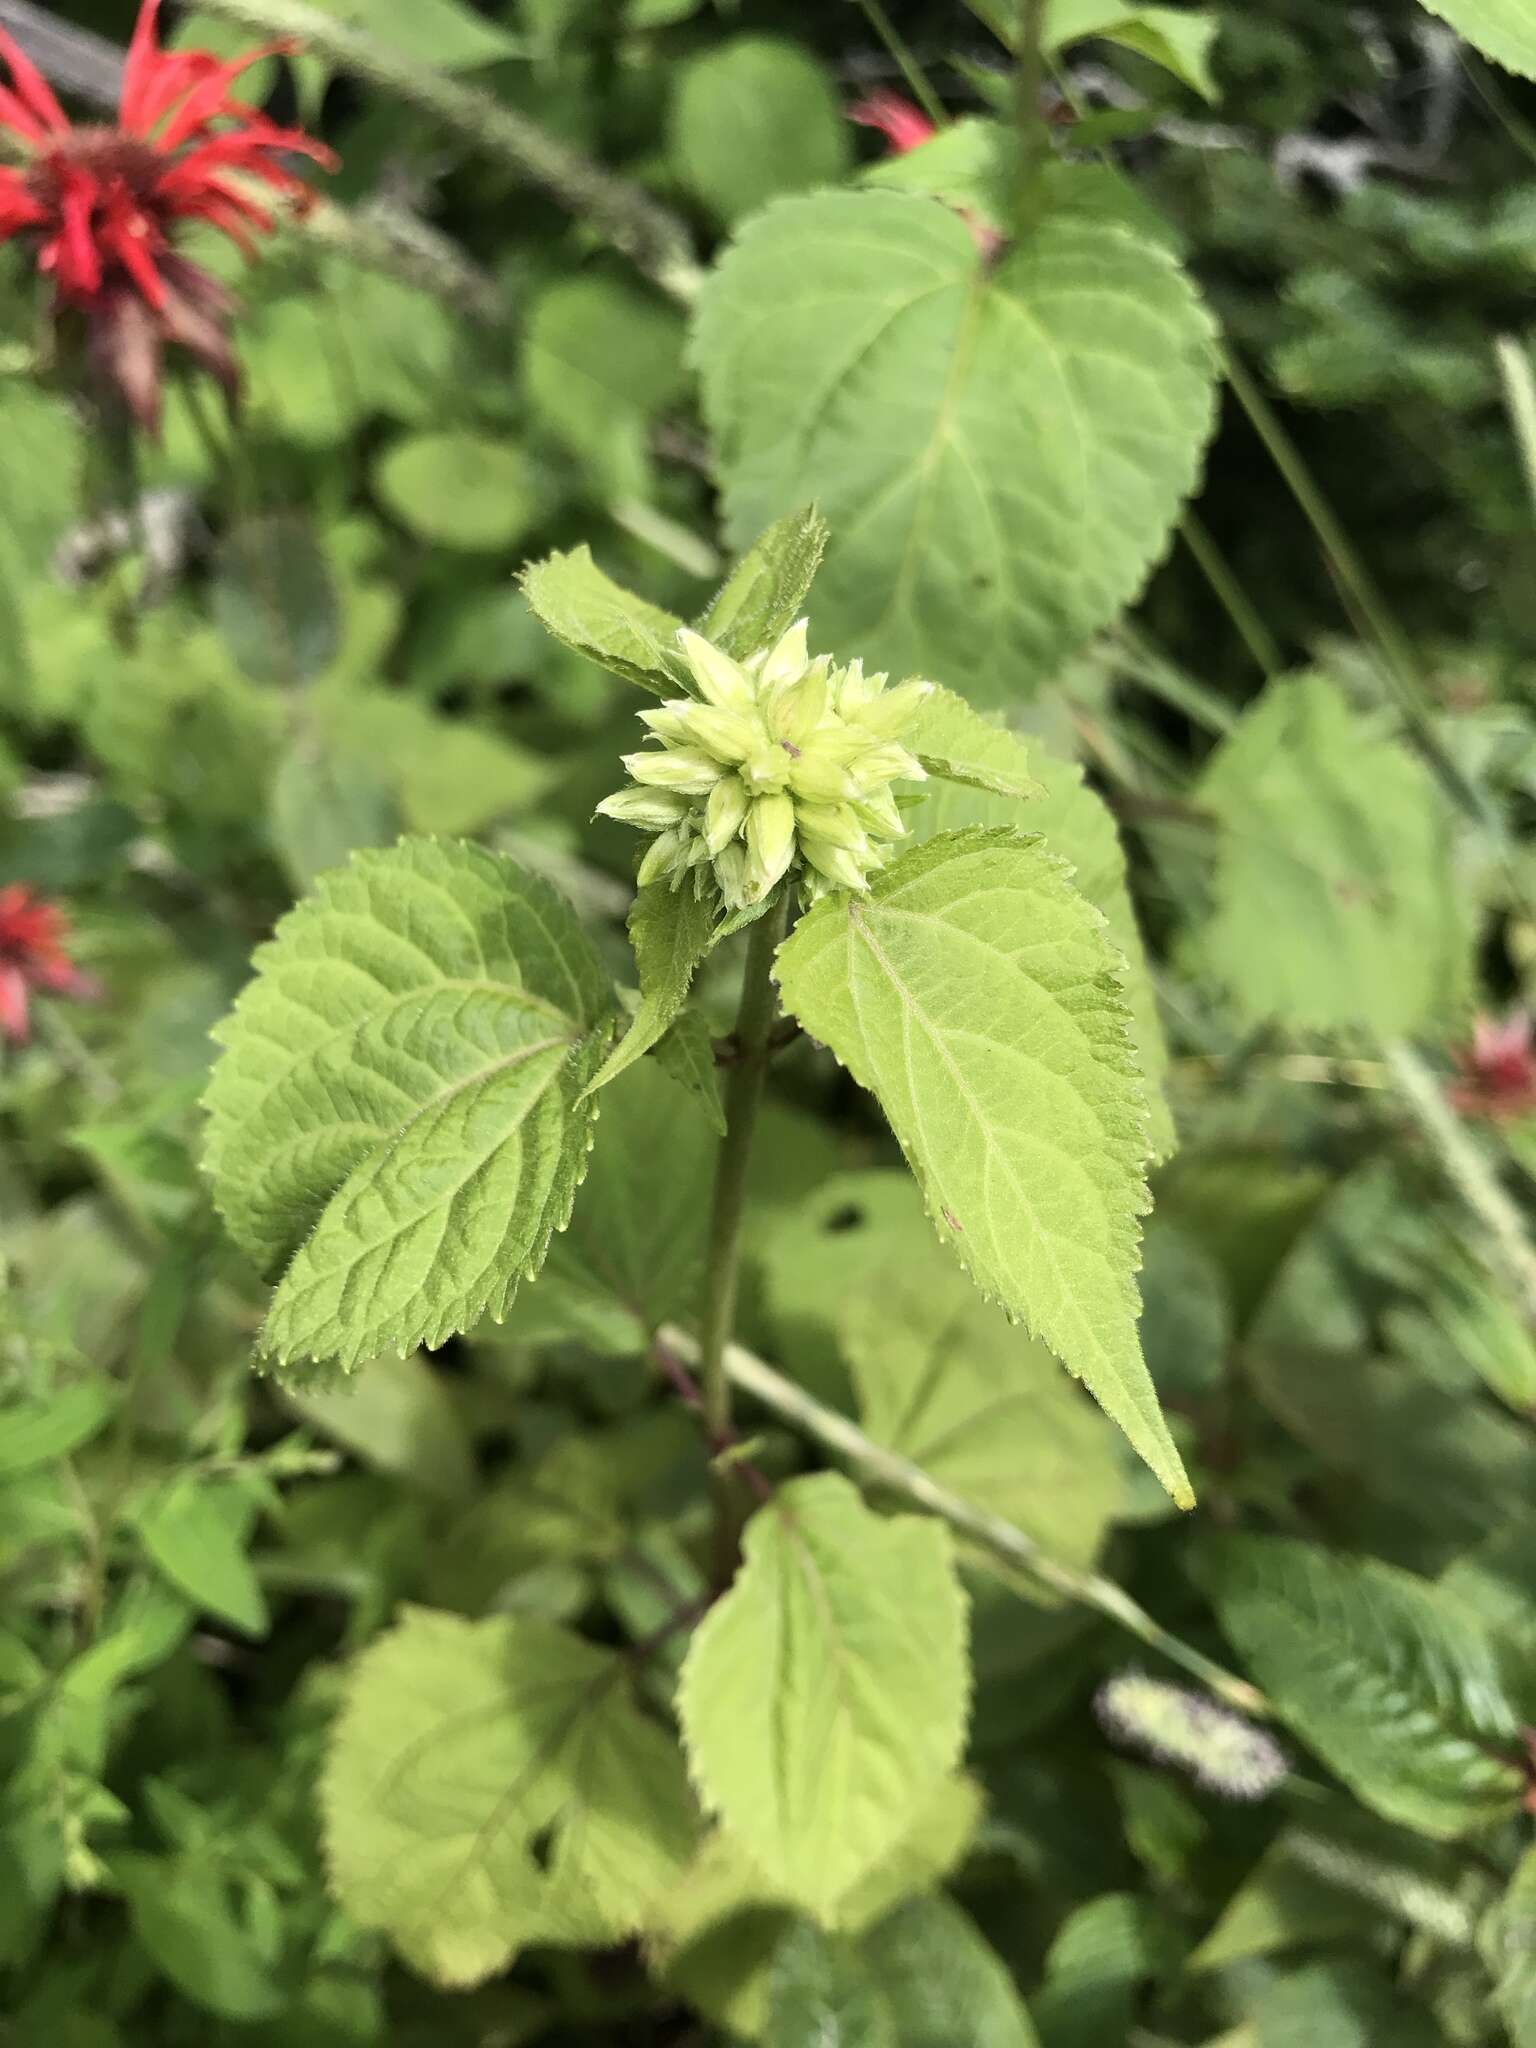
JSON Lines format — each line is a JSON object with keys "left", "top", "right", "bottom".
{"left": 1449, "top": 1012, "right": 1536, "bottom": 1123}
{"left": 0, "top": 0, "right": 335, "bottom": 433}
{"left": 0, "top": 885, "right": 96, "bottom": 1045}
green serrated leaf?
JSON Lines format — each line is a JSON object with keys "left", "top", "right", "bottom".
{"left": 1483, "top": 1845, "right": 1536, "bottom": 2044}
{"left": 116, "top": 1851, "right": 285, "bottom": 2022}
{"left": 1196, "top": 673, "right": 1469, "bottom": 1037}
{"left": 202, "top": 837, "right": 613, "bottom": 1373}
{"left": 912, "top": 738, "right": 1174, "bottom": 1161}
{"left": 677, "top": 1473, "right": 969, "bottom": 1921}
{"left": 537, "top": 1060, "right": 714, "bottom": 1335}
{"left": 841, "top": 1247, "right": 1124, "bottom": 1573}
{"left": 133, "top": 1477, "right": 268, "bottom": 1639}
{"left": 774, "top": 828, "right": 1189, "bottom": 1506}
{"left": 695, "top": 187, "right": 1216, "bottom": 705}
{"left": 908, "top": 686, "right": 1043, "bottom": 800}
{"left": 655, "top": 1006, "right": 727, "bottom": 1134}
{"left": 0, "top": 1383, "right": 116, "bottom": 1477}
{"left": 863, "top": 1895, "right": 1041, "bottom": 2048}
{"left": 583, "top": 881, "right": 714, "bottom": 1101}
{"left": 696, "top": 507, "right": 830, "bottom": 661}
{"left": 766, "top": 1923, "right": 897, "bottom": 2048}
{"left": 670, "top": 35, "right": 851, "bottom": 226}
{"left": 1419, "top": 0, "right": 1536, "bottom": 79}
{"left": 520, "top": 545, "right": 689, "bottom": 696}
{"left": 322, "top": 1605, "right": 696, "bottom": 1986}
{"left": 1045, "top": 0, "right": 1221, "bottom": 101}
{"left": 1206, "top": 1535, "right": 1525, "bottom": 1839}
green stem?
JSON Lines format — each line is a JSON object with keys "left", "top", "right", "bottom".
{"left": 1015, "top": 0, "right": 1051, "bottom": 232}
{"left": 1178, "top": 512, "right": 1282, "bottom": 682}
{"left": 1382, "top": 1038, "right": 1536, "bottom": 1326}
{"left": 1495, "top": 336, "right": 1536, "bottom": 521}
{"left": 190, "top": 0, "right": 704, "bottom": 302}
{"left": 698, "top": 893, "right": 792, "bottom": 1584}
{"left": 852, "top": 0, "right": 947, "bottom": 129}
{"left": 659, "top": 1323, "right": 1271, "bottom": 1718}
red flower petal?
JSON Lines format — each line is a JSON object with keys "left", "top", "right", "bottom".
{"left": 0, "top": 965, "right": 29, "bottom": 1044}
{"left": 0, "top": 25, "right": 69, "bottom": 140}
{"left": 848, "top": 90, "right": 937, "bottom": 155}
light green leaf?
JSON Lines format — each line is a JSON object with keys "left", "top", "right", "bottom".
{"left": 1419, "top": 0, "right": 1536, "bottom": 79}
{"left": 863, "top": 1895, "right": 1040, "bottom": 2048}
{"left": 0, "top": 1383, "right": 115, "bottom": 1477}
{"left": 1483, "top": 1845, "right": 1536, "bottom": 2044}
{"left": 695, "top": 187, "right": 1216, "bottom": 706}
{"left": 774, "top": 828, "right": 1189, "bottom": 1505}
{"left": 202, "top": 838, "right": 613, "bottom": 1372}
{"left": 284, "top": 1350, "right": 475, "bottom": 1501}
{"left": 908, "top": 734, "right": 1174, "bottom": 1162}
{"left": 766, "top": 1924, "right": 897, "bottom": 2048}
{"left": 537, "top": 1060, "right": 714, "bottom": 1335}
{"left": 116, "top": 1851, "right": 284, "bottom": 2022}
{"left": 1196, "top": 673, "right": 1469, "bottom": 1037}
{"left": 212, "top": 514, "right": 340, "bottom": 686}
{"left": 697, "top": 507, "right": 830, "bottom": 662}
{"left": 670, "top": 36, "right": 851, "bottom": 226}
{"left": 302, "top": 0, "right": 523, "bottom": 67}
{"left": 133, "top": 1477, "right": 267, "bottom": 1638}
{"left": 1046, "top": 0, "right": 1221, "bottom": 101}
{"left": 583, "top": 881, "right": 715, "bottom": 1101}
{"left": 373, "top": 433, "right": 539, "bottom": 553}
{"left": 322, "top": 1605, "right": 696, "bottom": 1986}
{"left": 1206, "top": 1535, "right": 1525, "bottom": 1839}
{"left": 677, "top": 1473, "right": 969, "bottom": 1921}
{"left": 655, "top": 1005, "right": 727, "bottom": 1135}
{"left": 841, "top": 1247, "right": 1125, "bottom": 1573}
{"left": 908, "top": 686, "right": 1043, "bottom": 800}
{"left": 269, "top": 734, "right": 399, "bottom": 890}
{"left": 520, "top": 545, "right": 689, "bottom": 696}
{"left": 1248, "top": 1961, "right": 1442, "bottom": 2048}
{"left": 314, "top": 683, "right": 557, "bottom": 837}
{"left": 524, "top": 274, "right": 687, "bottom": 501}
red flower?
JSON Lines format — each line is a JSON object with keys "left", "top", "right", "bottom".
{"left": 848, "top": 91, "right": 938, "bottom": 156}
{"left": 0, "top": 886, "right": 96, "bottom": 1046}
{"left": 0, "top": 0, "right": 334, "bottom": 432}
{"left": 1449, "top": 1012, "right": 1536, "bottom": 1123}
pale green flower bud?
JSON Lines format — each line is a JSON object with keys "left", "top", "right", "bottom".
{"left": 856, "top": 677, "right": 933, "bottom": 740}
{"left": 679, "top": 702, "right": 758, "bottom": 766}
{"left": 596, "top": 787, "right": 691, "bottom": 830}
{"left": 851, "top": 743, "right": 925, "bottom": 792}
{"left": 785, "top": 753, "right": 856, "bottom": 804}
{"left": 602, "top": 618, "right": 927, "bottom": 913}
{"left": 755, "top": 618, "right": 810, "bottom": 690}
{"left": 705, "top": 775, "right": 750, "bottom": 854}
{"left": 637, "top": 826, "right": 688, "bottom": 889}
{"left": 765, "top": 662, "right": 829, "bottom": 749}
{"left": 679, "top": 628, "right": 754, "bottom": 712}
{"left": 624, "top": 747, "right": 721, "bottom": 795}
{"left": 794, "top": 801, "right": 870, "bottom": 854}
{"left": 744, "top": 792, "right": 797, "bottom": 900}
{"left": 801, "top": 833, "right": 871, "bottom": 893}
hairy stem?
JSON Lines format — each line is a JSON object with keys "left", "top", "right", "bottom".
{"left": 659, "top": 1323, "right": 1271, "bottom": 1718}
{"left": 698, "top": 894, "right": 791, "bottom": 1584}
{"left": 1382, "top": 1038, "right": 1536, "bottom": 1325}
{"left": 189, "top": 0, "right": 705, "bottom": 302}
{"left": 1015, "top": 0, "right": 1051, "bottom": 231}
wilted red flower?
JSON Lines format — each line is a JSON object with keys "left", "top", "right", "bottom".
{"left": 848, "top": 90, "right": 937, "bottom": 156}
{"left": 0, "top": 0, "right": 334, "bottom": 432}
{"left": 1449, "top": 1013, "right": 1536, "bottom": 1122}
{"left": 0, "top": 885, "right": 96, "bottom": 1045}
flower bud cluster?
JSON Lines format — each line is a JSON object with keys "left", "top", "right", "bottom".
{"left": 597, "top": 619, "right": 929, "bottom": 912}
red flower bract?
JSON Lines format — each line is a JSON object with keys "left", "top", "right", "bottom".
{"left": 0, "top": 0, "right": 334, "bottom": 431}
{"left": 847, "top": 91, "right": 937, "bottom": 156}
{"left": 1448, "top": 1012, "right": 1536, "bottom": 1123}
{"left": 0, "top": 885, "right": 95, "bottom": 1046}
